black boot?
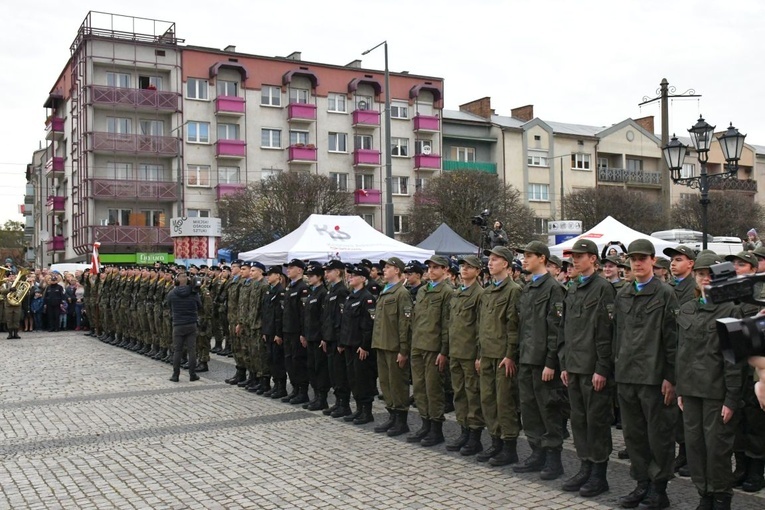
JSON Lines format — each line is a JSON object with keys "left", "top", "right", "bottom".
{"left": 580, "top": 461, "right": 609, "bottom": 497}
{"left": 618, "top": 448, "right": 630, "bottom": 460}
{"left": 146, "top": 345, "right": 158, "bottom": 357}
{"left": 238, "top": 371, "right": 253, "bottom": 388}
{"left": 476, "top": 436, "right": 503, "bottom": 463}
{"left": 742, "top": 458, "right": 765, "bottom": 493}
{"left": 374, "top": 408, "right": 395, "bottom": 433}
{"left": 638, "top": 480, "right": 670, "bottom": 509}
{"left": 289, "top": 385, "right": 309, "bottom": 405}
{"left": 246, "top": 374, "right": 261, "bottom": 392}
{"left": 386, "top": 410, "right": 410, "bottom": 437}
{"left": 617, "top": 481, "right": 649, "bottom": 509}
{"left": 189, "top": 371, "right": 200, "bottom": 382}
{"left": 303, "top": 391, "right": 321, "bottom": 410}
{"left": 446, "top": 426, "right": 470, "bottom": 452}
{"left": 324, "top": 398, "right": 340, "bottom": 416}
{"left": 196, "top": 362, "right": 209, "bottom": 373}
{"left": 153, "top": 348, "right": 166, "bottom": 360}
{"left": 513, "top": 446, "right": 546, "bottom": 473}
{"left": 406, "top": 418, "right": 431, "bottom": 443}
{"left": 256, "top": 377, "right": 271, "bottom": 395}
{"left": 344, "top": 401, "right": 362, "bottom": 421}
{"left": 562, "top": 460, "right": 593, "bottom": 492}
{"left": 353, "top": 403, "right": 374, "bottom": 425}
{"left": 307, "top": 392, "right": 329, "bottom": 411}
{"left": 13, "top": 330, "right": 21, "bottom": 339}
{"left": 270, "top": 379, "right": 288, "bottom": 399}
{"left": 331, "top": 399, "right": 352, "bottom": 419}
{"left": 420, "top": 420, "right": 445, "bottom": 447}
{"left": 169, "top": 371, "right": 180, "bottom": 383}
{"left": 460, "top": 428, "right": 484, "bottom": 456}
{"left": 225, "top": 367, "right": 246, "bottom": 385}
{"left": 489, "top": 439, "right": 518, "bottom": 466}
{"left": 674, "top": 442, "right": 687, "bottom": 473}
{"left": 733, "top": 452, "right": 748, "bottom": 487}
{"left": 540, "top": 448, "right": 564, "bottom": 480}
{"left": 181, "top": 360, "right": 190, "bottom": 370}
{"left": 696, "top": 494, "right": 714, "bottom": 510}
{"left": 210, "top": 338, "right": 222, "bottom": 354}
{"left": 139, "top": 343, "right": 151, "bottom": 355}
{"left": 281, "top": 383, "right": 299, "bottom": 403}
{"left": 711, "top": 492, "right": 732, "bottom": 510}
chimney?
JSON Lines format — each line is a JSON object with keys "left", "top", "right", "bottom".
{"left": 285, "top": 51, "right": 302, "bottom": 61}
{"left": 224, "top": 45, "right": 236, "bottom": 52}
{"left": 345, "top": 59, "right": 362, "bottom": 68}
{"left": 511, "top": 105, "right": 534, "bottom": 122}
{"left": 634, "top": 115, "right": 655, "bottom": 134}
{"left": 459, "top": 97, "right": 494, "bottom": 119}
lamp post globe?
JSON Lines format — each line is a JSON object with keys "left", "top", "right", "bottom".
{"left": 718, "top": 122, "right": 747, "bottom": 169}
{"left": 688, "top": 115, "right": 716, "bottom": 156}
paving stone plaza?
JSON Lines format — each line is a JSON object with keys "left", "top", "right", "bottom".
{"left": 1, "top": 332, "right": 763, "bottom": 509}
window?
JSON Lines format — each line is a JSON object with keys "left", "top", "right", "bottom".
{"left": 597, "top": 157, "right": 609, "bottom": 171}
{"left": 187, "top": 165, "right": 211, "bottom": 187}
{"left": 571, "top": 153, "right": 591, "bottom": 170}
{"left": 261, "top": 168, "right": 282, "bottom": 181}
{"left": 528, "top": 183, "right": 550, "bottom": 202}
{"left": 393, "top": 215, "right": 410, "bottom": 234}
{"left": 451, "top": 147, "right": 475, "bottom": 162}
{"left": 141, "top": 209, "right": 166, "bottom": 227}
{"left": 681, "top": 163, "right": 695, "bottom": 179}
{"left": 680, "top": 193, "right": 697, "bottom": 201}
{"left": 217, "top": 123, "right": 240, "bottom": 140}
{"left": 289, "top": 88, "right": 309, "bottom": 104}
{"left": 217, "top": 80, "right": 238, "bottom": 97}
{"left": 261, "top": 85, "right": 281, "bottom": 107}
{"left": 534, "top": 218, "right": 549, "bottom": 234}
{"left": 390, "top": 102, "right": 408, "bottom": 119}
{"left": 391, "top": 137, "right": 409, "bottom": 157}
{"left": 261, "top": 129, "right": 282, "bottom": 148}
{"left": 107, "top": 208, "right": 132, "bottom": 226}
{"left": 415, "top": 139, "right": 433, "bottom": 155}
{"left": 289, "top": 130, "right": 309, "bottom": 146}
{"left": 391, "top": 176, "right": 409, "bottom": 195}
{"left": 218, "top": 166, "right": 240, "bottom": 184}
{"left": 329, "top": 172, "right": 349, "bottom": 192}
{"left": 186, "top": 209, "right": 210, "bottom": 218}
{"left": 138, "top": 164, "right": 164, "bottom": 181}
{"left": 106, "top": 117, "right": 132, "bottom": 135}
{"left": 354, "top": 134, "right": 373, "bottom": 151}
{"left": 328, "top": 93, "right": 346, "bottom": 113}
{"left": 355, "top": 174, "right": 374, "bottom": 190}
{"left": 107, "top": 162, "right": 133, "bottom": 180}
{"left": 626, "top": 158, "right": 643, "bottom": 172}
{"left": 328, "top": 132, "right": 348, "bottom": 153}
{"left": 360, "top": 213, "right": 374, "bottom": 228}
{"left": 186, "top": 78, "right": 209, "bottom": 100}
{"left": 527, "top": 150, "right": 548, "bottom": 167}
{"left": 415, "top": 177, "right": 428, "bottom": 191}
{"left": 106, "top": 72, "right": 130, "bottom": 88}
{"left": 187, "top": 121, "right": 210, "bottom": 143}
{"left": 139, "top": 119, "right": 164, "bottom": 136}
{"left": 355, "top": 95, "right": 372, "bottom": 111}
{"left": 138, "top": 75, "right": 162, "bottom": 90}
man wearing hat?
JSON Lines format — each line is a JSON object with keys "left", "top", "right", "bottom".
{"left": 320, "top": 260, "right": 351, "bottom": 417}
{"left": 372, "top": 257, "right": 414, "bottom": 437}
{"left": 407, "top": 255, "right": 453, "bottom": 447}
{"left": 546, "top": 255, "right": 563, "bottom": 283}
{"left": 653, "top": 257, "right": 671, "bottom": 284}
{"left": 209, "top": 266, "right": 226, "bottom": 355}
{"left": 476, "top": 246, "right": 523, "bottom": 465}
{"left": 303, "top": 262, "right": 329, "bottom": 410}
{"left": 222, "top": 260, "right": 243, "bottom": 359}
{"left": 446, "top": 255, "right": 486, "bottom": 456}
{"left": 613, "top": 239, "right": 679, "bottom": 509}
{"left": 404, "top": 262, "right": 424, "bottom": 304}
{"left": 280, "top": 259, "right": 311, "bottom": 405}
{"left": 232, "top": 262, "right": 257, "bottom": 389}
{"left": 558, "top": 239, "right": 615, "bottom": 497}
{"left": 513, "top": 241, "right": 566, "bottom": 476}
{"left": 244, "top": 262, "right": 268, "bottom": 393}
{"left": 262, "top": 266, "right": 287, "bottom": 399}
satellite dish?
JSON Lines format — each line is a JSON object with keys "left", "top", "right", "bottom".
{"left": 40, "top": 230, "right": 50, "bottom": 242}
{"left": 357, "top": 100, "right": 368, "bottom": 111}
{"left": 421, "top": 145, "right": 432, "bottom": 155}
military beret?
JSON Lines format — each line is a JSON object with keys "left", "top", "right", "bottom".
{"left": 240, "top": 261, "right": 252, "bottom": 268}
{"left": 251, "top": 261, "right": 266, "bottom": 272}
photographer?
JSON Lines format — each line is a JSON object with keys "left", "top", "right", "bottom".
{"left": 165, "top": 271, "right": 202, "bottom": 383}
{"left": 488, "top": 221, "right": 508, "bottom": 249}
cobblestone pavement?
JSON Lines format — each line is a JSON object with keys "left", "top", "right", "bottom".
{"left": 1, "top": 331, "right": 763, "bottom": 509}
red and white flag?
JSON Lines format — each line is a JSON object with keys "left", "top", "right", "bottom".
{"left": 91, "top": 242, "right": 101, "bottom": 274}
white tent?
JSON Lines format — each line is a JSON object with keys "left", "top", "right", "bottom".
{"left": 549, "top": 216, "right": 677, "bottom": 258}
{"left": 238, "top": 214, "right": 435, "bottom": 265}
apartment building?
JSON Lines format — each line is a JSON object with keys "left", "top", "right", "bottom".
{"left": 33, "top": 12, "right": 443, "bottom": 263}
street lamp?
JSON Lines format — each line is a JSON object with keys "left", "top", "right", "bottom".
{"left": 362, "top": 41, "right": 394, "bottom": 238}
{"left": 662, "top": 115, "right": 746, "bottom": 250}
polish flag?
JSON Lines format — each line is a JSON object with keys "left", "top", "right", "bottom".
{"left": 359, "top": 189, "right": 369, "bottom": 196}
{"left": 91, "top": 242, "right": 101, "bottom": 274}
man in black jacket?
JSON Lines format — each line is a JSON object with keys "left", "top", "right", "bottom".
{"left": 262, "top": 266, "right": 286, "bottom": 399}
{"left": 166, "top": 271, "right": 202, "bottom": 382}
{"left": 280, "top": 259, "right": 310, "bottom": 404}
{"left": 43, "top": 273, "right": 66, "bottom": 332}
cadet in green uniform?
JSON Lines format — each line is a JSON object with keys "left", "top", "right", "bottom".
{"left": 372, "top": 257, "right": 413, "bottom": 437}
{"left": 613, "top": 239, "right": 679, "bottom": 510}
{"left": 407, "top": 255, "right": 452, "bottom": 447}
{"left": 225, "top": 262, "right": 245, "bottom": 384}
{"left": 676, "top": 252, "right": 741, "bottom": 510}
{"left": 247, "top": 262, "right": 268, "bottom": 393}
{"left": 196, "top": 273, "right": 213, "bottom": 372}
{"left": 235, "top": 262, "right": 254, "bottom": 388}
{"left": 513, "top": 241, "right": 566, "bottom": 475}
{"left": 446, "top": 255, "right": 485, "bottom": 456}
{"left": 476, "top": 246, "right": 522, "bottom": 465}
{"left": 559, "top": 239, "right": 615, "bottom": 498}
{"left": 602, "top": 256, "right": 627, "bottom": 290}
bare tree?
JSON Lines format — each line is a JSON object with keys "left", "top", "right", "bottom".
{"left": 562, "top": 186, "right": 667, "bottom": 233}
{"left": 671, "top": 192, "right": 764, "bottom": 238}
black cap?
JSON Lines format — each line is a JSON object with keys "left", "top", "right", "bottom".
{"left": 323, "top": 260, "right": 345, "bottom": 271}
{"left": 266, "top": 266, "right": 283, "bottom": 276}
{"left": 240, "top": 261, "right": 252, "bottom": 268}
{"left": 306, "top": 263, "right": 325, "bottom": 277}
{"left": 348, "top": 264, "right": 370, "bottom": 278}
{"left": 284, "top": 259, "right": 307, "bottom": 270}
{"left": 360, "top": 259, "right": 373, "bottom": 269}
{"left": 404, "top": 261, "right": 424, "bottom": 274}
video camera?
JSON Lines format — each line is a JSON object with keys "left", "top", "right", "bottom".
{"left": 705, "top": 261, "right": 765, "bottom": 363}
{"left": 471, "top": 209, "right": 491, "bottom": 228}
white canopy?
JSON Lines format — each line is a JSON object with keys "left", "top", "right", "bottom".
{"left": 549, "top": 216, "right": 677, "bottom": 258}
{"left": 238, "top": 214, "right": 435, "bottom": 265}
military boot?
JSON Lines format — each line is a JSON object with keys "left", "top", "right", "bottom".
{"left": 489, "top": 439, "right": 518, "bottom": 466}
{"left": 353, "top": 403, "right": 374, "bottom": 425}
{"left": 711, "top": 493, "right": 731, "bottom": 510}
{"left": 281, "top": 383, "right": 299, "bottom": 403}
{"left": 138, "top": 343, "right": 151, "bottom": 355}
{"left": 225, "top": 367, "right": 246, "bottom": 385}
{"left": 513, "top": 446, "right": 546, "bottom": 473}
{"left": 406, "top": 418, "right": 431, "bottom": 443}
{"left": 324, "top": 398, "right": 340, "bottom": 416}
{"left": 618, "top": 481, "right": 650, "bottom": 509}
{"left": 695, "top": 495, "right": 714, "bottom": 510}
{"left": 219, "top": 342, "right": 231, "bottom": 356}
{"left": 733, "top": 452, "right": 748, "bottom": 487}
{"left": 169, "top": 371, "right": 180, "bottom": 383}
{"left": 270, "top": 379, "right": 288, "bottom": 399}
{"left": 289, "top": 385, "right": 309, "bottom": 405}
{"left": 386, "top": 411, "right": 410, "bottom": 437}
{"left": 638, "top": 480, "right": 670, "bottom": 509}
{"left": 332, "top": 399, "right": 352, "bottom": 419}
{"left": 446, "top": 426, "right": 470, "bottom": 452}
{"left": 374, "top": 408, "right": 395, "bottom": 433}
{"left": 580, "top": 461, "right": 609, "bottom": 497}
{"left": 420, "top": 420, "right": 445, "bottom": 447}
{"left": 674, "top": 443, "right": 688, "bottom": 473}
{"left": 195, "top": 362, "right": 209, "bottom": 373}
{"left": 256, "top": 377, "right": 271, "bottom": 395}
{"left": 303, "top": 391, "right": 321, "bottom": 410}
{"left": 742, "top": 458, "right": 765, "bottom": 492}
{"left": 476, "top": 436, "right": 503, "bottom": 462}
{"left": 210, "top": 338, "right": 222, "bottom": 354}
{"left": 618, "top": 448, "right": 630, "bottom": 460}
{"left": 245, "top": 373, "right": 261, "bottom": 391}
{"left": 146, "top": 345, "right": 158, "bottom": 358}
{"left": 189, "top": 371, "right": 200, "bottom": 382}
{"left": 460, "top": 428, "right": 484, "bottom": 456}
{"left": 153, "top": 347, "right": 167, "bottom": 361}
{"left": 563, "top": 460, "right": 593, "bottom": 492}
{"left": 344, "top": 400, "right": 363, "bottom": 422}
{"left": 238, "top": 371, "right": 253, "bottom": 388}
{"left": 540, "top": 448, "right": 564, "bottom": 480}
{"left": 307, "top": 392, "right": 329, "bottom": 411}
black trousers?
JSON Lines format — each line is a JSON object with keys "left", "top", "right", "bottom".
{"left": 345, "top": 346, "right": 377, "bottom": 404}
{"left": 284, "top": 332, "right": 308, "bottom": 388}
{"left": 172, "top": 323, "right": 197, "bottom": 375}
{"left": 328, "top": 342, "right": 350, "bottom": 400}
{"left": 266, "top": 335, "right": 286, "bottom": 380}
{"left": 307, "top": 341, "right": 330, "bottom": 394}
{"left": 46, "top": 305, "right": 61, "bottom": 331}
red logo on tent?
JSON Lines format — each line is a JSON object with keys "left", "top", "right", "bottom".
{"left": 582, "top": 234, "right": 603, "bottom": 238}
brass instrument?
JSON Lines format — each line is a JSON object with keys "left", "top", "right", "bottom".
{"left": 7, "top": 268, "right": 30, "bottom": 306}
{"left": 0, "top": 267, "right": 6, "bottom": 302}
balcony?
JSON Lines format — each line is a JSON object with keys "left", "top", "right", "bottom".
{"left": 288, "top": 145, "right": 317, "bottom": 163}
{"left": 88, "top": 179, "right": 179, "bottom": 202}
{"left": 413, "top": 114, "right": 440, "bottom": 133}
{"left": 215, "top": 183, "right": 246, "bottom": 200}
{"left": 215, "top": 96, "right": 245, "bottom": 115}
{"left": 352, "top": 109, "right": 380, "bottom": 128}
{"left": 414, "top": 154, "right": 441, "bottom": 171}
{"left": 354, "top": 189, "right": 381, "bottom": 206}
{"left": 91, "top": 226, "right": 172, "bottom": 247}
{"left": 353, "top": 149, "right": 381, "bottom": 168}
{"left": 598, "top": 168, "right": 661, "bottom": 187}
{"left": 47, "top": 236, "right": 65, "bottom": 253}
{"left": 45, "top": 116, "right": 65, "bottom": 141}
{"left": 287, "top": 103, "right": 317, "bottom": 123}
{"left": 216, "top": 139, "right": 246, "bottom": 158}
{"left": 89, "top": 132, "right": 179, "bottom": 156}
{"left": 45, "top": 156, "right": 65, "bottom": 177}
{"left": 709, "top": 178, "right": 757, "bottom": 192}
{"left": 46, "top": 196, "right": 65, "bottom": 215}
{"left": 88, "top": 85, "right": 180, "bottom": 111}
{"left": 443, "top": 160, "right": 497, "bottom": 174}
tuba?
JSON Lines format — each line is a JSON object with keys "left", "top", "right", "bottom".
{"left": 7, "top": 268, "right": 30, "bottom": 306}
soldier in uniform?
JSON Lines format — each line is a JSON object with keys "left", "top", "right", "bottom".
{"left": 246, "top": 262, "right": 268, "bottom": 393}
{"left": 262, "top": 266, "right": 286, "bottom": 399}
{"left": 280, "top": 259, "right": 310, "bottom": 405}
{"left": 546, "top": 255, "right": 563, "bottom": 281}
{"left": 475, "top": 246, "right": 522, "bottom": 465}
{"left": 602, "top": 256, "right": 627, "bottom": 290}
{"left": 225, "top": 261, "right": 245, "bottom": 384}
{"left": 303, "top": 262, "right": 329, "bottom": 410}
{"left": 653, "top": 258, "right": 671, "bottom": 283}
{"left": 558, "top": 239, "right": 615, "bottom": 498}
{"left": 372, "top": 257, "right": 413, "bottom": 437}
{"left": 1, "top": 274, "right": 22, "bottom": 338}
{"left": 235, "top": 262, "right": 255, "bottom": 388}
{"left": 195, "top": 271, "right": 213, "bottom": 373}
{"left": 321, "top": 260, "right": 350, "bottom": 417}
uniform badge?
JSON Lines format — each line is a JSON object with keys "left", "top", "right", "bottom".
{"left": 672, "top": 308, "right": 680, "bottom": 317}
{"left": 554, "top": 302, "right": 563, "bottom": 319}
{"left": 605, "top": 303, "right": 615, "bottom": 321}
{"left": 404, "top": 306, "right": 412, "bottom": 318}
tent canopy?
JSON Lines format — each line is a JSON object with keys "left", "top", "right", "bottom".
{"left": 549, "top": 216, "right": 677, "bottom": 258}
{"left": 238, "top": 214, "right": 434, "bottom": 265}
{"left": 416, "top": 223, "right": 479, "bottom": 256}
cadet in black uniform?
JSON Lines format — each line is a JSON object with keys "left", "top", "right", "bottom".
{"left": 303, "top": 262, "right": 329, "bottom": 411}
{"left": 262, "top": 266, "right": 287, "bottom": 399}
{"left": 321, "top": 260, "right": 351, "bottom": 418}
{"left": 280, "top": 259, "right": 310, "bottom": 405}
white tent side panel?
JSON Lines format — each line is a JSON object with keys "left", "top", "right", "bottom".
{"left": 549, "top": 216, "right": 678, "bottom": 257}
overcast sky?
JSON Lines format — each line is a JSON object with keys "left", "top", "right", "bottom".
{"left": 2, "top": 0, "right": 763, "bottom": 225}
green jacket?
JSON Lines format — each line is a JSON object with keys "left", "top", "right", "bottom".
{"left": 559, "top": 274, "right": 615, "bottom": 377}
{"left": 517, "top": 272, "right": 564, "bottom": 368}
{"left": 371, "top": 280, "right": 412, "bottom": 354}
{"left": 227, "top": 275, "right": 242, "bottom": 324}
{"left": 237, "top": 278, "right": 255, "bottom": 331}
{"left": 613, "top": 278, "right": 679, "bottom": 386}
{"left": 478, "top": 278, "right": 521, "bottom": 360}
{"left": 672, "top": 276, "right": 697, "bottom": 306}
{"left": 411, "top": 280, "right": 452, "bottom": 355}
{"left": 448, "top": 281, "right": 482, "bottom": 360}
{"left": 246, "top": 279, "right": 266, "bottom": 332}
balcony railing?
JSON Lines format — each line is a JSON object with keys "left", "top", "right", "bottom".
{"left": 215, "top": 139, "right": 246, "bottom": 158}
{"left": 45, "top": 156, "right": 65, "bottom": 175}
{"left": 46, "top": 196, "right": 65, "bottom": 214}
{"left": 89, "top": 132, "right": 179, "bottom": 156}
{"left": 45, "top": 117, "right": 65, "bottom": 140}
{"left": 287, "top": 103, "right": 317, "bottom": 122}
{"left": 288, "top": 145, "right": 317, "bottom": 162}
{"left": 598, "top": 168, "right": 662, "bottom": 186}
{"left": 91, "top": 226, "right": 172, "bottom": 247}
{"left": 88, "top": 85, "right": 180, "bottom": 111}
{"left": 47, "top": 236, "right": 65, "bottom": 252}
{"left": 215, "top": 96, "right": 245, "bottom": 115}
{"left": 709, "top": 178, "right": 757, "bottom": 192}
{"left": 88, "top": 179, "right": 179, "bottom": 202}
{"left": 443, "top": 160, "right": 497, "bottom": 174}
{"left": 414, "top": 154, "right": 441, "bottom": 170}
{"left": 353, "top": 149, "right": 381, "bottom": 167}
{"left": 413, "top": 114, "right": 440, "bottom": 132}
{"left": 352, "top": 109, "right": 380, "bottom": 127}
{"left": 216, "top": 183, "right": 246, "bottom": 200}
{"left": 354, "top": 189, "right": 381, "bottom": 205}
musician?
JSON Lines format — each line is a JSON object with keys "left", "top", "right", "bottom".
{"left": 0, "top": 273, "right": 23, "bottom": 339}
